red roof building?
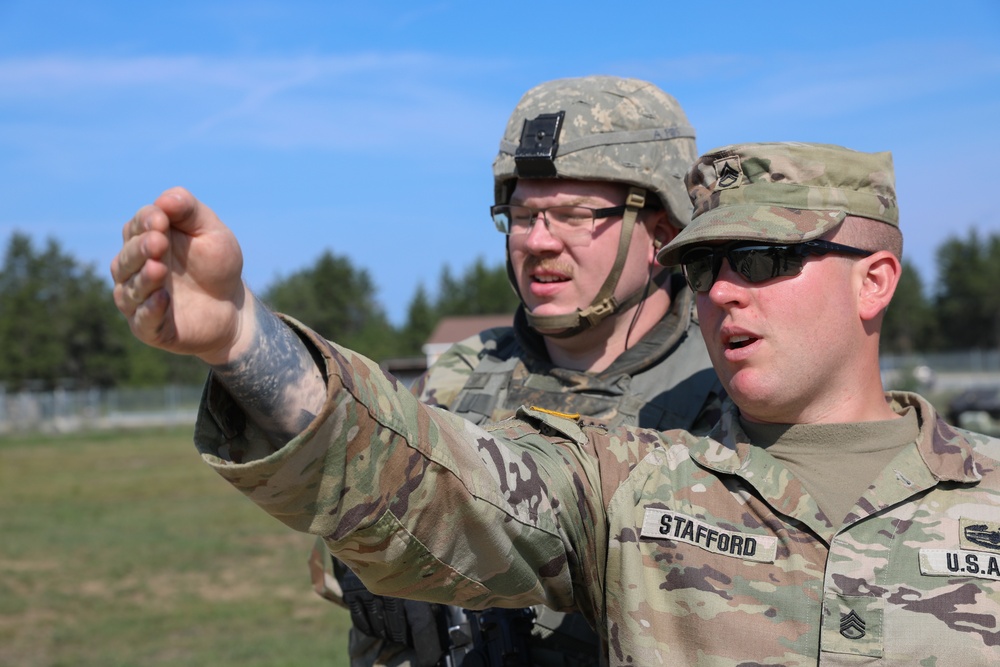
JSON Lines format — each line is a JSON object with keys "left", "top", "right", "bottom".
{"left": 422, "top": 314, "right": 513, "bottom": 366}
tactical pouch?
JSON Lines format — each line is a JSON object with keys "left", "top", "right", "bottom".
{"left": 339, "top": 564, "right": 447, "bottom": 667}
{"left": 461, "top": 607, "right": 535, "bottom": 667}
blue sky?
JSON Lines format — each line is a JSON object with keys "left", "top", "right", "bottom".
{"left": 2, "top": 1, "right": 999, "bottom": 325}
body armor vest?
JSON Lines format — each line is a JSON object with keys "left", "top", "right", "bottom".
{"left": 450, "top": 278, "right": 719, "bottom": 433}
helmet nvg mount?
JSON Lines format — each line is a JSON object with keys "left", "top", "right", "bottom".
{"left": 493, "top": 76, "right": 697, "bottom": 337}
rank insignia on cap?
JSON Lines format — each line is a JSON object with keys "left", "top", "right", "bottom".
{"left": 714, "top": 156, "right": 743, "bottom": 189}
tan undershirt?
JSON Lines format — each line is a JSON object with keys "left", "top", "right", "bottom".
{"left": 742, "top": 409, "right": 920, "bottom": 528}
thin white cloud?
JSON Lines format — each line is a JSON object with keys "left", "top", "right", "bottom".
{"left": 0, "top": 51, "right": 511, "bottom": 154}
{"left": 0, "top": 52, "right": 459, "bottom": 95}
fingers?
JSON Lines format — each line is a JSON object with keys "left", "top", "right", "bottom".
{"left": 111, "top": 238, "right": 172, "bottom": 348}
{"left": 116, "top": 187, "right": 207, "bottom": 252}
{"left": 113, "top": 276, "right": 171, "bottom": 340}
{"left": 112, "top": 209, "right": 169, "bottom": 302}
{"left": 116, "top": 208, "right": 164, "bottom": 271}
{"left": 112, "top": 186, "right": 203, "bottom": 295}
{"left": 112, "top": 250, "right": 168, "bottom": 315}
{"left": 111, "top": 192, "right": 181, "bottom": 342}
{"left": 111, "top": 187, "right": 245, "bottom": 356}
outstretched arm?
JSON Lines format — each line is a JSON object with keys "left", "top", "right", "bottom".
{"left": 111, "top": 187, "right": 325, "bottom": 447}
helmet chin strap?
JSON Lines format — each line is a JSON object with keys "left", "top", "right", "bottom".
{"left": 523, "top": 186, "right": 652, "bottom": 339}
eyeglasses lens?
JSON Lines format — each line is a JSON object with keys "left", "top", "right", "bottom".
{"left": 492, "top": 205, "right": 595, "bottom": 247}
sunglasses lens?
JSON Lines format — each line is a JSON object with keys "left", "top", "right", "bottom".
{"left": 731, "top": 247, "right": 775, "bottom": 282}
{"left": 680, "top": 248, "right": 718, "bottom": 292}
{"left": 681, "top": 244, "right": 809, "bottom": 292}
{"left": 730, "top": 246, "right": 804, "bottom": 283}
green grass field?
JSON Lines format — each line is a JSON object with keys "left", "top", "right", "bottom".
{"left": 0, "top": 427, "right": 352, "bottom": 667}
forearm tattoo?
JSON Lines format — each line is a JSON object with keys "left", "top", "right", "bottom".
{"left": 211, "top": 297, "right": 326, "bottom": 446}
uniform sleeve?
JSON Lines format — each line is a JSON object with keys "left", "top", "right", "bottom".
{"left": 192, "top": 318, "right": 606, "bottom": 619}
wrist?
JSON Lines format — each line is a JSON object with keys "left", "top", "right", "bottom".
{"left": 198, "top": 282, "right": 257, "bottom": 367}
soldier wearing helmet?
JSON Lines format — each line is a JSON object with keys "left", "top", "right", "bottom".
{"left": 115, "top": 139, "right": 1000, "bottom": 666}
{"left": 313, "top": 76, "right": 724, "bottom": 667}
{"left": 425, "top": 76, "right": 723, "bottom": 431}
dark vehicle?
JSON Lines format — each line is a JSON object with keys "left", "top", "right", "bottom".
{"left": 947, "top": 385, "right": 1000, "bottom": 427}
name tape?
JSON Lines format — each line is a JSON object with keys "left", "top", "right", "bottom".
{"left": 641, "top": 508, "right": 777, "bottom": 563}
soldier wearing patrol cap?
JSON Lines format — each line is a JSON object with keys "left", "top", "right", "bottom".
{"left": 313, "top": 76, "right": 725, "bottom": 666}
{"left": 113, "top": 137, "right": 1000, "bottom": 665}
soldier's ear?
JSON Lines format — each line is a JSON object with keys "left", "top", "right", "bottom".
{"left": 645, "top": 211, "right": 677, "bottom": 264}
{"left": 649, "top": 212, "right": 678, "bottom": 248}
{"left": 857, "top": 251, "right": 901, "bottom": 323}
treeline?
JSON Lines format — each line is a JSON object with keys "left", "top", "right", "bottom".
{"left": 0, "top": 229, "right": 996, "bottom": 391}
{"left": 881, "top": 229, "right": 1000, "bottom": 354}
{"left": 0, "top": 234, "right": 519, "bottom": 390}
{"left": 259, "top": 251, "right": 520, "bottom": 363}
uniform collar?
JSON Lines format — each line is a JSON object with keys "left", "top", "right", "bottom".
{"left": 690, "top": 392, "right": 984, "bottom": 484}
{"left": 685, "top": 392, "right": 986, "bottom": 541}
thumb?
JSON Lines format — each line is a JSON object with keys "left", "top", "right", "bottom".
{"left": 153, "top": 186, "right": 219, "bottom": 234}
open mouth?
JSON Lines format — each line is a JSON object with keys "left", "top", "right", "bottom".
{"left": 727, "top": 334, "right": 756, "bottom": 350}
{"left": 533, "top": 274, "right": 569, "bottom": 284}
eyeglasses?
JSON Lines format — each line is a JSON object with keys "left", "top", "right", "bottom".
{"left": 680, "top": 239, "right": 875, "bottom": 292}
{"left": 490, "top": 204, "right": 628, "bottom": 247}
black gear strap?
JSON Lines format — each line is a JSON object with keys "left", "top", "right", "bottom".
{"left": 339, "top": 564, "right": 447, "bottom": 667}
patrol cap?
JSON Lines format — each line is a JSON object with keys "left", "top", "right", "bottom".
{"left": 657, "top": 141, "right": 898, "bottom": 265}
{"left": 493, "top": 75, "right": 697, "bottom": 228}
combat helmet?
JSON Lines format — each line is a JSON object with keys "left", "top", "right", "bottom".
{"left": 493, "top": 75, "right": 697, "bottom": 336}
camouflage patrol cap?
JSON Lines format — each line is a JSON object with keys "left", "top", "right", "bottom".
{"left": 657, "top": 142, "right": 898, "bottom": 265}
{"left": 493, "top": 76, "right": 697, "bottom": 228}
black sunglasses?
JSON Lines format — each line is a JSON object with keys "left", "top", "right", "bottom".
{"left": 680, "top": 239, "right": 875, "bottom": 292}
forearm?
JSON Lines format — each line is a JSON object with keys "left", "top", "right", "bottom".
{"left": 194, "top": 323, "right": 601, "bottom": 612}
{"left": 208, "top": 294, "right": 327, "bottom": 450}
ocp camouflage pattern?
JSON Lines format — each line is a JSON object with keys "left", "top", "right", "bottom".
{"left": 196, "top": 319, "right": 1000, "bottom": 666}
{"left": 338, "top": 292, "right": 722, "bottom": 666}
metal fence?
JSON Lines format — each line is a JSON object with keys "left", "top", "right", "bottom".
{"left": 881, "top": 350, "right": 1000, "bottom": 393}
{"left": 0, "top": 385, "right": 204, "bottom": 435}
{"left": 2, "top": 350, "right": 1000, "bottom": 435}
{"left": 882, "top": 349, "right": 1000, "bottom": 374}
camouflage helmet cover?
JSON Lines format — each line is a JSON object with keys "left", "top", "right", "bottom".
{"left": 493, "top": 76, "right": 697, "bottom": 228}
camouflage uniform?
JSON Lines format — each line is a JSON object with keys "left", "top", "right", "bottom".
{"left": 310, "top": 75, "right": 716, "bottom": 667}
{"left": 316, "top": 277, "right": 724, "bottom": 666}
{"left": 190, "top": 141, "right": 1000, "bottom": 664}
{"left": 195, "top": 324, "right": 1000, "bottom": 665}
